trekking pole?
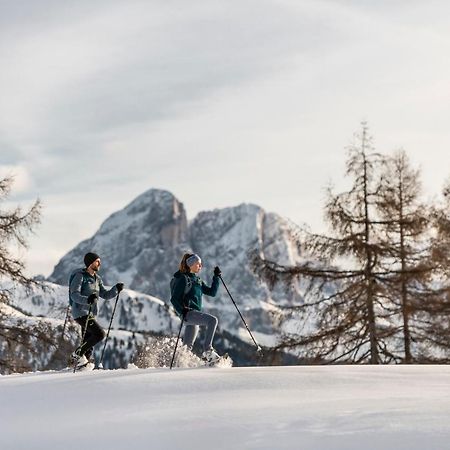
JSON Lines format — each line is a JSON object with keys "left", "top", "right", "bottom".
{"left": 219, "top": 275, "right": 262, "bottom": 354}
{"left": 60, "top": 305, "right": 70, "bottom": 342}
{"left": 170, "top": 314, "right": 185, "bottom": 370}
{"left": 98, "top": 292, "right": 121, "bottom": 369}
{"left": 73, "top": 303, "right": 93, "bottom": 373}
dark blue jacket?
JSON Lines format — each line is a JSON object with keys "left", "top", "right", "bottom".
{"left": 170, "top": 270, "right": 219, "bottom": 316}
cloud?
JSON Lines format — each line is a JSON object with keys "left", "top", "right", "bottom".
{"left": 1, "top": 2, "right": 295, "bottom": 135}
{"left": 1, "top": 0, "right": 450, "bottom": 276}
{"left": 2, "top": 0, "right": 353, "bottom": 197}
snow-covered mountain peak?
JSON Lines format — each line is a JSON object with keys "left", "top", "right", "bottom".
{"left": 97, "top": 188, "right": 184, "bottom": 234}
{"left": 49, "top": 188, "right": 189, "bottom": 291}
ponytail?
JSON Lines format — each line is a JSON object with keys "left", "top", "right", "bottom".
{"left": 179, "top": 253, "right": 194, "bottom": 273}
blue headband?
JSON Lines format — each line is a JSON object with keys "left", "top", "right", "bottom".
{"left": 186, "top": 254, "right": 201, "bottom": 267}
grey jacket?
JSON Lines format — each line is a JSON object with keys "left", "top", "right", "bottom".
{"left": 69, "top": 268, "right": 118, "bottom": 319}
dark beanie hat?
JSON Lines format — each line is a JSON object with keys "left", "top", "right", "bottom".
{"left": 84, "top": 252, "right": 100, "bottom": 267}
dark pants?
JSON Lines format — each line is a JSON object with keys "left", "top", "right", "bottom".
{"left": 74, "top": 315, "right": 105, "bottom": 359}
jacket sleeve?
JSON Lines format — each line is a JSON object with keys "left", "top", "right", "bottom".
{"left": 69, "top": 272, "right": 89, "bottom": 305}
{"left": 99, "top": 277, "right": 119, "bottom": 300}
{"left": 171, "top": 277, "right": 189, "bottom": 309}
{"left": 201, "top": 275, "right": 220, "bottom": 297}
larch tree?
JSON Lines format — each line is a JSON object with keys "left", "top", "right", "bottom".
{"left": 0, "top": 175, "right": 47, "bottom": 373}
{"left": 253, "top": 123, "right": 393, "bottom": 364}
{"left": 375, "top": 150, "right": 436, "bottom": 363}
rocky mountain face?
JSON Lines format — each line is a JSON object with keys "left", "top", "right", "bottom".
{"left": 48, "top": 189, "right": 305, "bottom": 347}
{"left": 50, "top": 189, "right": 190, "bottom": 299}
{"left": 189, "top": 204, "right": 304, "bottom": 342}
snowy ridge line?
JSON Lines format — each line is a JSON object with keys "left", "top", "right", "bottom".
{"left": 3, "top": 279, "right": 180, "bottom": 334}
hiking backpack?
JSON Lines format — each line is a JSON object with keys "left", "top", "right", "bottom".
{"left": 170, "top": 274, "right": 193, "bottom": 299}
{"left": 170, "top": 274, "right": 194, "bottom": 312}
{"left": 68, "top": 269, "right": 92, "bottom": 306}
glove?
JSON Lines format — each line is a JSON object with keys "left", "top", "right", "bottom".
{"left": 214, "top": 266, "right": 222, "bottom": 277}
{"left": 87, "top": 293, "right": 98, "bottom": 305}
{"left": 116, "top": 282, "right": 124, "bottom": 293}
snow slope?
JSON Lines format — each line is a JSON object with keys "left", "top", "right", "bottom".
{"left": 1, "top": 365, "right": 449, "bottom": 450}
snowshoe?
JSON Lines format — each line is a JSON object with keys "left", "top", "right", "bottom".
{"left": 202, "top": 350, "right": 232, "bottom": 367}
{"left": 70, "top": 352, "right": 87, "bottom": 364}
{"left": 202, "top": 348, "right": 221, "bottom": 365}
{"left": 75, "top": 362, "right": 95, "bottom": 372}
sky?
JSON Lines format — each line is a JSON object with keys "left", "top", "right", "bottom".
{"left": 1, "top": 0, "right": 450, "bottom": 276}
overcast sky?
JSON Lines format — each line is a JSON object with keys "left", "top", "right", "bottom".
{"left": 1, "top": 0, "right": 450, "bottom": 276}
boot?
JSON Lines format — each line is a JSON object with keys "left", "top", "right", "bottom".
{"left": 202, "top": 348, "right": 221, "bottom": 364}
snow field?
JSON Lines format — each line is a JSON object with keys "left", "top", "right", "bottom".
{"left": 1, "top": 365, "right": 449, "bottom": 450}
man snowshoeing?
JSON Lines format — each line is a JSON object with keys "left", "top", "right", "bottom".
{"left": 69, "top": 252, "right": 124, "bottom": 370}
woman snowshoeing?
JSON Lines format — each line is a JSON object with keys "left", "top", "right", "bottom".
{"left": 170, "top": 253, "right": 222, "bottom": 363}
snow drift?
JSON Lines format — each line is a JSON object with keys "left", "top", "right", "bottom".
{"left": 1, "top": 365, "right": 449, "bottom": 450}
